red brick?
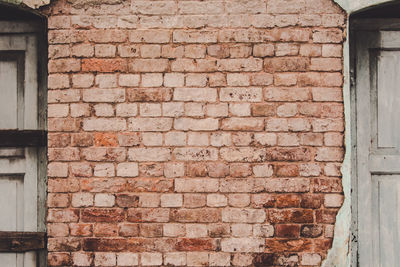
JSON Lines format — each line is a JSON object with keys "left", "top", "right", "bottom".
{"left": 48, "top": 252, "right": 71, "bottom": 266}
{"left": 48, "top": 237, "right": 81, "bottom": 251}
{"left": 301, "top": 194, "right": 323, "bottom": 209}
{"left": 127, "top": 208, "right": 170, "bottom": 223}
{"left": 119, "top": 223, "right": 140, "bottom": 237}
{"left": 70, "top": 223, "right": 93, "bottom": 237}
{"left": 48, "top": 133, "right": 71, "bottom": 148}
{"left": 275, "top": 164, "right": 299, "bottom": 177}
{"left": 71, "top": 133, "right": 93, "bottom": 147}
{"left": 275, "top": 224, "right": 300, "bottom": 238}
{"left": 82, "top": 59, "right": 128, "bottom": 72}
{"left": 171, "top": 209, "right": 221, "bottom": 223}
{"left": 300, "top": 224, "right": 323, "bottom": 238}
{"left": 127, "top": 88, "right": 172, "bottom": 102}
{"left": 268, "top": 209, "right": 314, "bottom": 224}
{"left": 94, "top": 133, "right": 119, "bottom": 147}
{"left": 276, "top": 194, "right": 301, "bottom": 208}
{"left": 83, "top": 238, "right": 126, "bottom": 252}
{"left": 115, "top": 194, "right": 140, "bottom": 208}
{"left": 266, "top": 148, "right": 311, "bottom": 161}
{"left": 140, "top": 223, "right": 163, "bottom": 237}
{"left": 187, "top": 163, "right": 208, "bottom": 177}
{"left": 265, "top": 239, "right": 313, "bottom": 253}
{"left": 264, "top": 57, "right": 309, "bottom": 72}
{"left": 316, "top": 209, "right": 338, "bottom": 223}
{"left": 127, "top": 178, "right": 173, "bottom": 192}
{"left": 94, "top": 223, "right": 118, "bottom": 237}
{"left": 81, "top": 209, "right": 125, "bottom": 223}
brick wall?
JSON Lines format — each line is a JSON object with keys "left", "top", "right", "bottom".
{"left": 43, "top": 0, "right": 346, "bottom": 266}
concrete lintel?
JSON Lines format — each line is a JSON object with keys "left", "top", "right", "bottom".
{"left": 1, "top": 0, "right": 49, "bottom": 9}
{"left": 334, "top": 0, "right": 396, "bottom": 13}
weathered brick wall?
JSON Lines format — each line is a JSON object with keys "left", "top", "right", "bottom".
{"left": 42, "top": 0, "right": 346, "bottom": 266}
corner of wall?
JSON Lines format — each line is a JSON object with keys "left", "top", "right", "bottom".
{"left": 323, "top": 1, "right": 351, "bottom": 266}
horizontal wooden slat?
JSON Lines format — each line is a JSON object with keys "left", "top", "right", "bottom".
{"left": 351, "top": 19, "right": 400, "bottom": 30}
{"left": 0, "top": 130, "right": 47, "bottom": 147}
{"left": 0, "top": 231, "right": 45, "bottom": 252}
{"left": 370, "top": 155, "right": 400, "bottom": 174}
{"left": 0, "top": 21, "right": 41, "bottom": 33}
{"left": 0, "top": 159, "right": 25, "bottom": 174}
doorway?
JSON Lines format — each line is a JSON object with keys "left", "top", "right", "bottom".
{"left": 0, "top": 4, "right": 47, "bottom": 267}
{"left": 351, "top": 3, "right": 400, "bottom": 266}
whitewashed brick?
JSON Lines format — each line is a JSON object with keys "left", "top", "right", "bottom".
{"left": 165, "top": 132, "right": 187, "bottom": 146}
{"left": 164, "top": 73, "right": 185, "bottom": 87}
{"left": 163, "top": 102, "right": 184, "bottom": 117}
{"left": 161, "top": 194, "right": 183, "bottom": 207}
{"left": 94, "top": 194, "right": 116, "bottom": 207}
{"left": 174, "top": 118, "right": 218, "bottom": 131}
{"left": 116, "top": 103, "right": 138, "bottom": 117}
{"left": 117, "top": 253, "right": 139, "bottom": 266}
{"left": 119, "top": 74, "right": 140, "bottom": 87}
{"left": 141, "top": 252, "right": 163, "bottom": 266}
{"left": 72, "top": 193, "right": 93, "bottom": 207}
{"left": 173, "top": 88, "right": 217, "bottom": 102}
{"left": 117, "top": 163, "right": 139, "bottom": 177}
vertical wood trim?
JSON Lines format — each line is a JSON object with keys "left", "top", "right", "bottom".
{"left": 24, "top": 34, "right": 38, "bottom": 130}
{"left": 355, "top": 30, "right": 378, "bottom": 267}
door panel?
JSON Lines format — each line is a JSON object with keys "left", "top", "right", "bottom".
{"left": 376, "top": 51, "right": 400, "bottom": 149}
{"left": 356, "top": 27, "right": 400, "bottom": 267}
{"left": 0, "top": 60, "right": 18, "bottom": 129}
{"left": 374, "top": 176, "right": 400, "bottom": 266}
{"left": 0, "top": 32, "right": 39, "bottom": 267}
{"left": 0, "top": 176, "right": 23, "bottom": 231}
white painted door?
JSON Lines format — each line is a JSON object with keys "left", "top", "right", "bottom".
{"left": 0, "top": 23, "right": 41, "bottom": 267}
{"left": 355, "top": 20, "right": 400, "bottom": 267}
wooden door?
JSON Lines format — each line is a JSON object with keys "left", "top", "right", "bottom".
{"left": 354, "top": 19, "right": 400, "bottom": 267}
{"left": 0, "top": 21, "right": 46, "bottom": 267}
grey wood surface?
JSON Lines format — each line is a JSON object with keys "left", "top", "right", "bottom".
{"left": 356, "top": 28, "right": 400, "bottom": 267}
{"left": 0, "top": 25, "right": 41, "bottom": 267}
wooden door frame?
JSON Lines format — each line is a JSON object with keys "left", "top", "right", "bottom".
{"left": 0, "top": 18, "right": 48, "bottom": 267}
{"left": 350, "top": 18, "right": 400, "bottom": 266}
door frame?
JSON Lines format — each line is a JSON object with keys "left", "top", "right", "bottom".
{"left": 350, "top": 18, "right": 400, "bottom": 266}
{"left": 0, "top": 18, "right": 48, "bottom": 267}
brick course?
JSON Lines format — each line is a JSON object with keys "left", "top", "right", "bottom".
{"left": 42, "top": 0, "right": 345, "bottom": 265}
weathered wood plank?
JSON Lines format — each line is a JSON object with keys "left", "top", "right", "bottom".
{"left": 351, "top": 19, "right": 400, "bottom": 30}
{"left": 0, "top": 232, "right": 45, "bottom": 252}
{"left": 0, "top": 60, "right": 18, "bottom": 129}
{"left": 0, "top": 21, "right": 41, "bottom": 33}
{"left": 0, "top": 130, "right": 47, "bottom": 147}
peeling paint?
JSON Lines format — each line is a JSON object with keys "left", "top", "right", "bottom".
{"left": 325, "top": 1, "right": 397, "bottom": 267}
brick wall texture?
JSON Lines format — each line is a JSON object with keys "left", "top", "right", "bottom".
{"left": 42, "top": 0, "right": 346, "bottom": 266}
